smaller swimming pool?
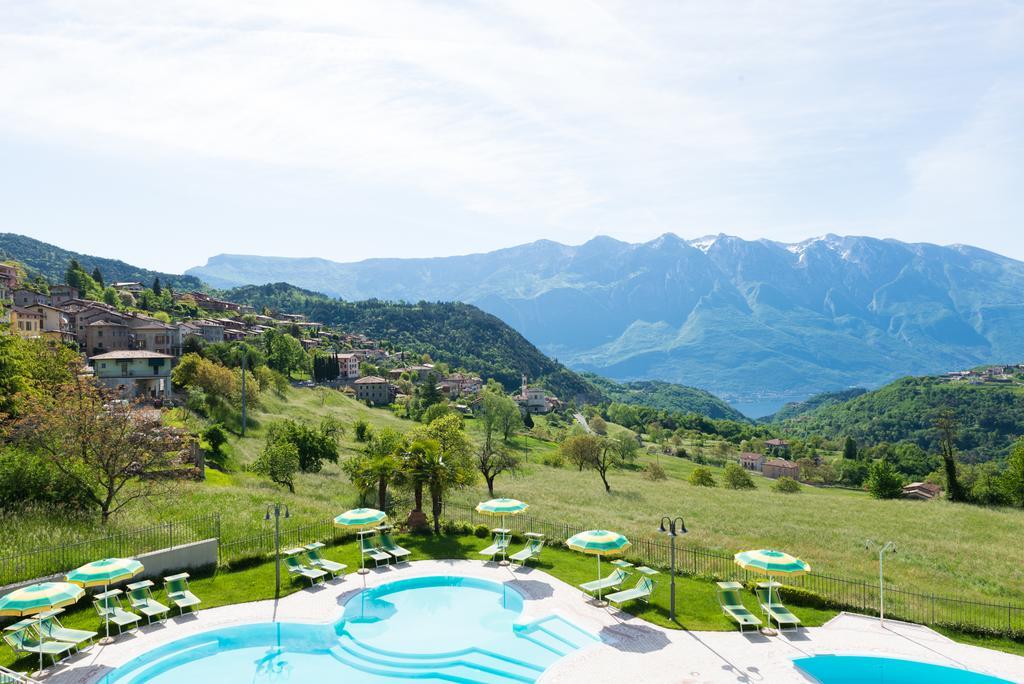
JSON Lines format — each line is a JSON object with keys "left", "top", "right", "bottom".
{"left": 793, "top": 655, "right": 1015, "bottom": 684}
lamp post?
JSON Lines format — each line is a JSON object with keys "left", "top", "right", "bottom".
{"left": 658, "top": 516, "right": 687, "bottom": 621}
{"left": 865, "top": 539, "right": 897, "bottom": 627}
{"left": 266, "top": 503, "right": 290, "bottom": 597}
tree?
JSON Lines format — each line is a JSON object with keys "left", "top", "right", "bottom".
{"left": 152, "top": 278, "right": 162, "bottom": 296}
{"left": 865, "top": 459, "right": 904, "bottom": 499}
{"left": 353, "top": 419, "right": 372, "bottom": 442}
{"left": 102, "top": 286, "right": 120, "bottom": 307}
{"left": 561, "top": 433, "right": 601, "bottom": 472}
{"left": 476, "top": 444, "right": 520, "bottom": 496}
{"left": 588, "top": 415, "right": 607, "bottom": 435}
{"left": 723, "top": 462, "right": 756, "bottom": 490}
{"left": 843, "top": 436, "right": 859, "bottom": 461}
{"left": 395, "top": 438, "right": 439, "bottom": 527}
{"left": 91, "top": 267, "right": 104, "bottom": 287}
{"left": 478, "top": 389, "right": 519, "bottom": 451}
{"left": 610, "top": 432, "right": 639, "bottom": 463}
{"left": 935, "top": 410, "right": 966, "bottom": 502}
{"left": 11, "top": 380, "right": 187, "bottom": 522}
{"left": 689, "top": 467, "right": 716, "bottom": 487}
{"left": 264, "top": 329, "right": 309, "bottom": 378}
{"left": 252, "top": 440, "right": 300, "bottom": 493}
{"left": 522, "top": 412, "right": 534, "bottom": 429}
{"left": 202, "top": 423, "right": 230, "bottom": 471}
{"left": 267, "top": 418, "right": 342, "bottom": 473}
{"left": 420, "top": 402, "right": 451, "bottom": 424}
{"left": 1003, "top": 439, "right": 1024, "bottom": 507}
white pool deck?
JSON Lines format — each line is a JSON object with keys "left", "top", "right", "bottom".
{"left": 41, "top": 559, "right": 1023, "bottom": 683}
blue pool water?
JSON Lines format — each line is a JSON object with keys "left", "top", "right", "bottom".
{"left": 102, "top": 575, "right": 598, "bottom": 683}
{"left": 794, "top": 655, "right": 1016, "bottom": 683}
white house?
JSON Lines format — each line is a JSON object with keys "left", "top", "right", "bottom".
{"left": 89, "top": 350, "right": 174, "bottom": 399}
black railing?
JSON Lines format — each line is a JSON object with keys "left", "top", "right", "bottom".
{"left": 443, "top": 501, "right": 1024, "bottom": 635}
{"left": 0, "top": 514, "right": 220, "bottom": 587}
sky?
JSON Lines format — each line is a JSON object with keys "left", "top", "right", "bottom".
{"left": 0, "top": 1, "right": 1022, "bottom": 273}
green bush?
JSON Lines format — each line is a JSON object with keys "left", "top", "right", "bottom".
{"left": 644, "top": 462, "right": 668, "bottom": 481}
{"left": 723, "top": 463, "right": 756, "bottom": 490}
{"left": 689, "top": 467, "right": 716, "bottom": 487}
{"left": 473, "top": 524, "right": 491, "bottom": 538}
{"left": 772, "top": 476, "right": 802, "bottom": 493}
{"left": 541, "top": 451, "right": 565, "bottom": 468}
{"left": 353, "top": 419, "right": 372, "bottom": 442}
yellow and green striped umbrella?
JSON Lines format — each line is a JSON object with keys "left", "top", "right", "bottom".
{"left": 567, "top": 530, "right": 631, "bottom": 603}
{"left": 66, "top": 558, "right": 144, "bottom": 588}
{"left": 734, "top": 549, "right": 810, "bottom": 576}
{"left": 334, "top": 508, "right": 387, "bottom": 530}
{"left": 475, "top": 498, "right": 529, "bottom": 516}
{"left": 0, "top": 582, "right": 85, "bottom": 617}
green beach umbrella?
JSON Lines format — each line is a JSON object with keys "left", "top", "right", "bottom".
{"left": 0, "top": 582, "right": 85, "bottom": 672}
{"left": 335, "top": 508, "right": 388, "bottom": 574}
{"left": 66, "top": 557, "right": 144, "bottom": 640}
{"left": 567, "top": 530, "right": 631, "bottom": 603}
{"left": 66, "top": 557, "right": 143, "bottom": 588}
{"left": 735, "top": 549, "right": 810, "bottom": 630}
{"left": 475, "top": 499, "right": 529, "bottom": 565}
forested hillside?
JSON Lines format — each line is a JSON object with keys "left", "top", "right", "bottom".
{"left": 768, "top": 387, "right": 868, "bottom": 422}
{"left": 0, "top": 233, "right": 202, "bottom": 291}
{"left": 582, "top": 373, "right": 747, "bottom": 421}
{"left": 778, "top": 377, "right": 1024, "bottom": 460}
{"left": 224, "top": 283, "right": 600, "bottom": 401}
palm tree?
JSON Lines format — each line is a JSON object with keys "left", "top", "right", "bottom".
{"left": 399, "top": 438, "right": 472, "bottom": 534}
{"left": 396, "top": 439, "right": 439, "bottom": 529}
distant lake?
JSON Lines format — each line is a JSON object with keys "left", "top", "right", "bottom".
{"left": 728, "top": 398, "right": 789, "bottom": 420}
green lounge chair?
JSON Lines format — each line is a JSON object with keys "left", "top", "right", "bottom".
{"left": 94, "top": 592, "right": 141, "bottom": 634}
{"left": 579, "top": 567, "right": 629, "bottom": 595}
{"left": 478, "top": 536, "right": 510, "bottom": 562}
{"left": 284, "top": 555, "right": 328, "bottom": 585}
{"left": 360, "top": 536, "right": 392, "bottom": 568}
{"left": 509, "top": 538, "right": 544, "bottom": 567}
{"left": 378, "top": 533, "right": 411, "bottom": 563}
{"left": 716, "top": 582, "right": 762, "bottom": 632}
{"left": 606, "top": 576, "right": 655, "bottom": 607}
{"left": 754, "top": 583, "right": 801, "bottom": 631}
{"left": 304, "top": 544, "right": 347, "bottom": 577}
{"left": 3, "top": 629, "right": 75, "bottom": 666}
{"left": 126, "top": 581, "right": 170, "bottom": 624}
{"left": 164, "top": 573, "right": 202, "bottom": 614}
{"left": 35, "top": 613, "right": 97, "bottom": 648}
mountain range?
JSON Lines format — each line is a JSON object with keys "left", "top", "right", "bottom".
{"left": 188, "top": 234, "right": 1024, "bottom": 409}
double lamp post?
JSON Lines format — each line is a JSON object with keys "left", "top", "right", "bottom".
{"left": 658, "top": 516, "right": 687, "bottom": 622}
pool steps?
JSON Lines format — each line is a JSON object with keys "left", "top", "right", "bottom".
{"left": 513, "top": 615, "right": 600, "bottom": 657}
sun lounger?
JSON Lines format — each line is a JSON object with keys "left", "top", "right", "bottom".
{"left": 93, "top": 591, "right": 141, "bottom": 634}
{"left": 478, "top": 536, "right": 510, "bottom": 562}
{"left": 163, "top": 573, "right": 202, "bottom": 614}
{"left": 304, "top": 543, "right": 347, "bottom": 577}
{"left": 3, "top": 629, "right": 76, "bottom": 665}
{"left": 35, "top": 612, "right": 97, "bottom": 648}
{"left": 755, "top": 583, "right": 801, "bottom": 631}
{"left": 126, "top": 580, "right": 170, "bottom": 624}
{"left": 378, "top": 533, "right": 411, "bottom": 563}
{"left": 606, "top": 576, "right": 655, "bottom": 607}
{"left": 284, "top": 555, "right": 328, "bottom": 585}
{"left": 509, "top": 538, "right": 544, "bottom": 567}
{"left": 579, "top": 568, "right": 629, "bottom": 595}
{"left": 360, "top": 536, "right": 392, "bottom": 567}
{"left": 716, "top": 582, "right": 762, "bottom": 632}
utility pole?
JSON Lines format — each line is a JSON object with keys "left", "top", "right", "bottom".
{"left": 241, "top": 351, "right": 247, "bottom": 436}
{"left": 265, "top": 503, "right": 289, "bottom": 596}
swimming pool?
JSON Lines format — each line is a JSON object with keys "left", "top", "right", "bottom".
{"left": 793, "top": 655, "right": 1015, "bottom": 683}
{"left": 101, "top": 575, "right": 598, "bottom": 683}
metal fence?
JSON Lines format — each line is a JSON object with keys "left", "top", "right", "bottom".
{"left": 0, "top": 515, "right": 220, "bottom": 587}
{"left": 219, "top": 518, "right": 349, "bottom": 562}
{"left": 443, "top": 501, "right": 1024, "bottom": 635}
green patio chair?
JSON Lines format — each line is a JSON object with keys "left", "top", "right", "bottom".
{"left": 93, "top": 592, "right": 141, "bottom": 634}
{"left": 304, "top": 544, "right": 347, "bottom": 577}
{"left": 478, "top": 535, "right": 510, "bottom": 562}
{"left": 716, "top": 582, "right": 762, "bottom": 632}
{"left": 126, "top": 580, "right": 170, "bottom": 624}
{"left": 606, "top": 576, "right": 655, "bottom": 607}
{"left": 3, "top": 629, "right": 75, "bottom": 666}
{"left": 579, "top": 567, "right": 629, "bottom": 595}
{"left": 284, "top": 555, "right": 328, "bottom": 585}
{"left": 163, "top": 573, "right": 202, "bottom": 614}
{"left": 360, "top": 536, "right": 392, "bottom": 568}
{"left": 509, "top": 538, "right": 544, "bottom": 567}
{"left": 378, "top": 533, "right": 411, "bottom": 563}
{"left": 35, "top": 613, "right": 97, "bottom": 648}
{"left": 754, "top": 583, "right": 801, "bottom": 631}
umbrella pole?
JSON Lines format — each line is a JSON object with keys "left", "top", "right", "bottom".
{"left": 597, "top": 555, "right": 602, "bottom": 604}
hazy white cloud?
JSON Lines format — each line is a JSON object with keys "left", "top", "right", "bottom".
{"left": 0, "top": 0, "right": 1021, "bottom": 269}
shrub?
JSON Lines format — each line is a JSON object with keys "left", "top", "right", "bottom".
{"left": 772, "top": 476, "right": 801, "bottom": 493}
{"left": 420, "top": 402, "right": 452, "bottom": 425}
{"left": 473, "top": 524, "right": 490, "bottom": 538}
{"left": 353, "top": 419, "right": 372, "bottom": 442}
{"left": 251, "top": 441, "right": 300, "bottom": 493}
{"left": 674, "top": 446, "right": 688, "bottom": 458}
{"left": 723, "top": 463, "right": 756, "bottom": 490}
{"left": 202, "top": 423, "right": 231, "bottom": 471}
{"left": 541, "top": 451, "right": 565, "bottom": 468}
{"left": 865, "top": 459, "right": 904, "bottom": 499}
{"left": 689, "top": 467, "right": 716, "bottom": 487}
{"left": 441, "top": 519, "right": 473, "bottom": 536}
{"left": 644, "top": 462, "right": 668, "bottom": 481}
